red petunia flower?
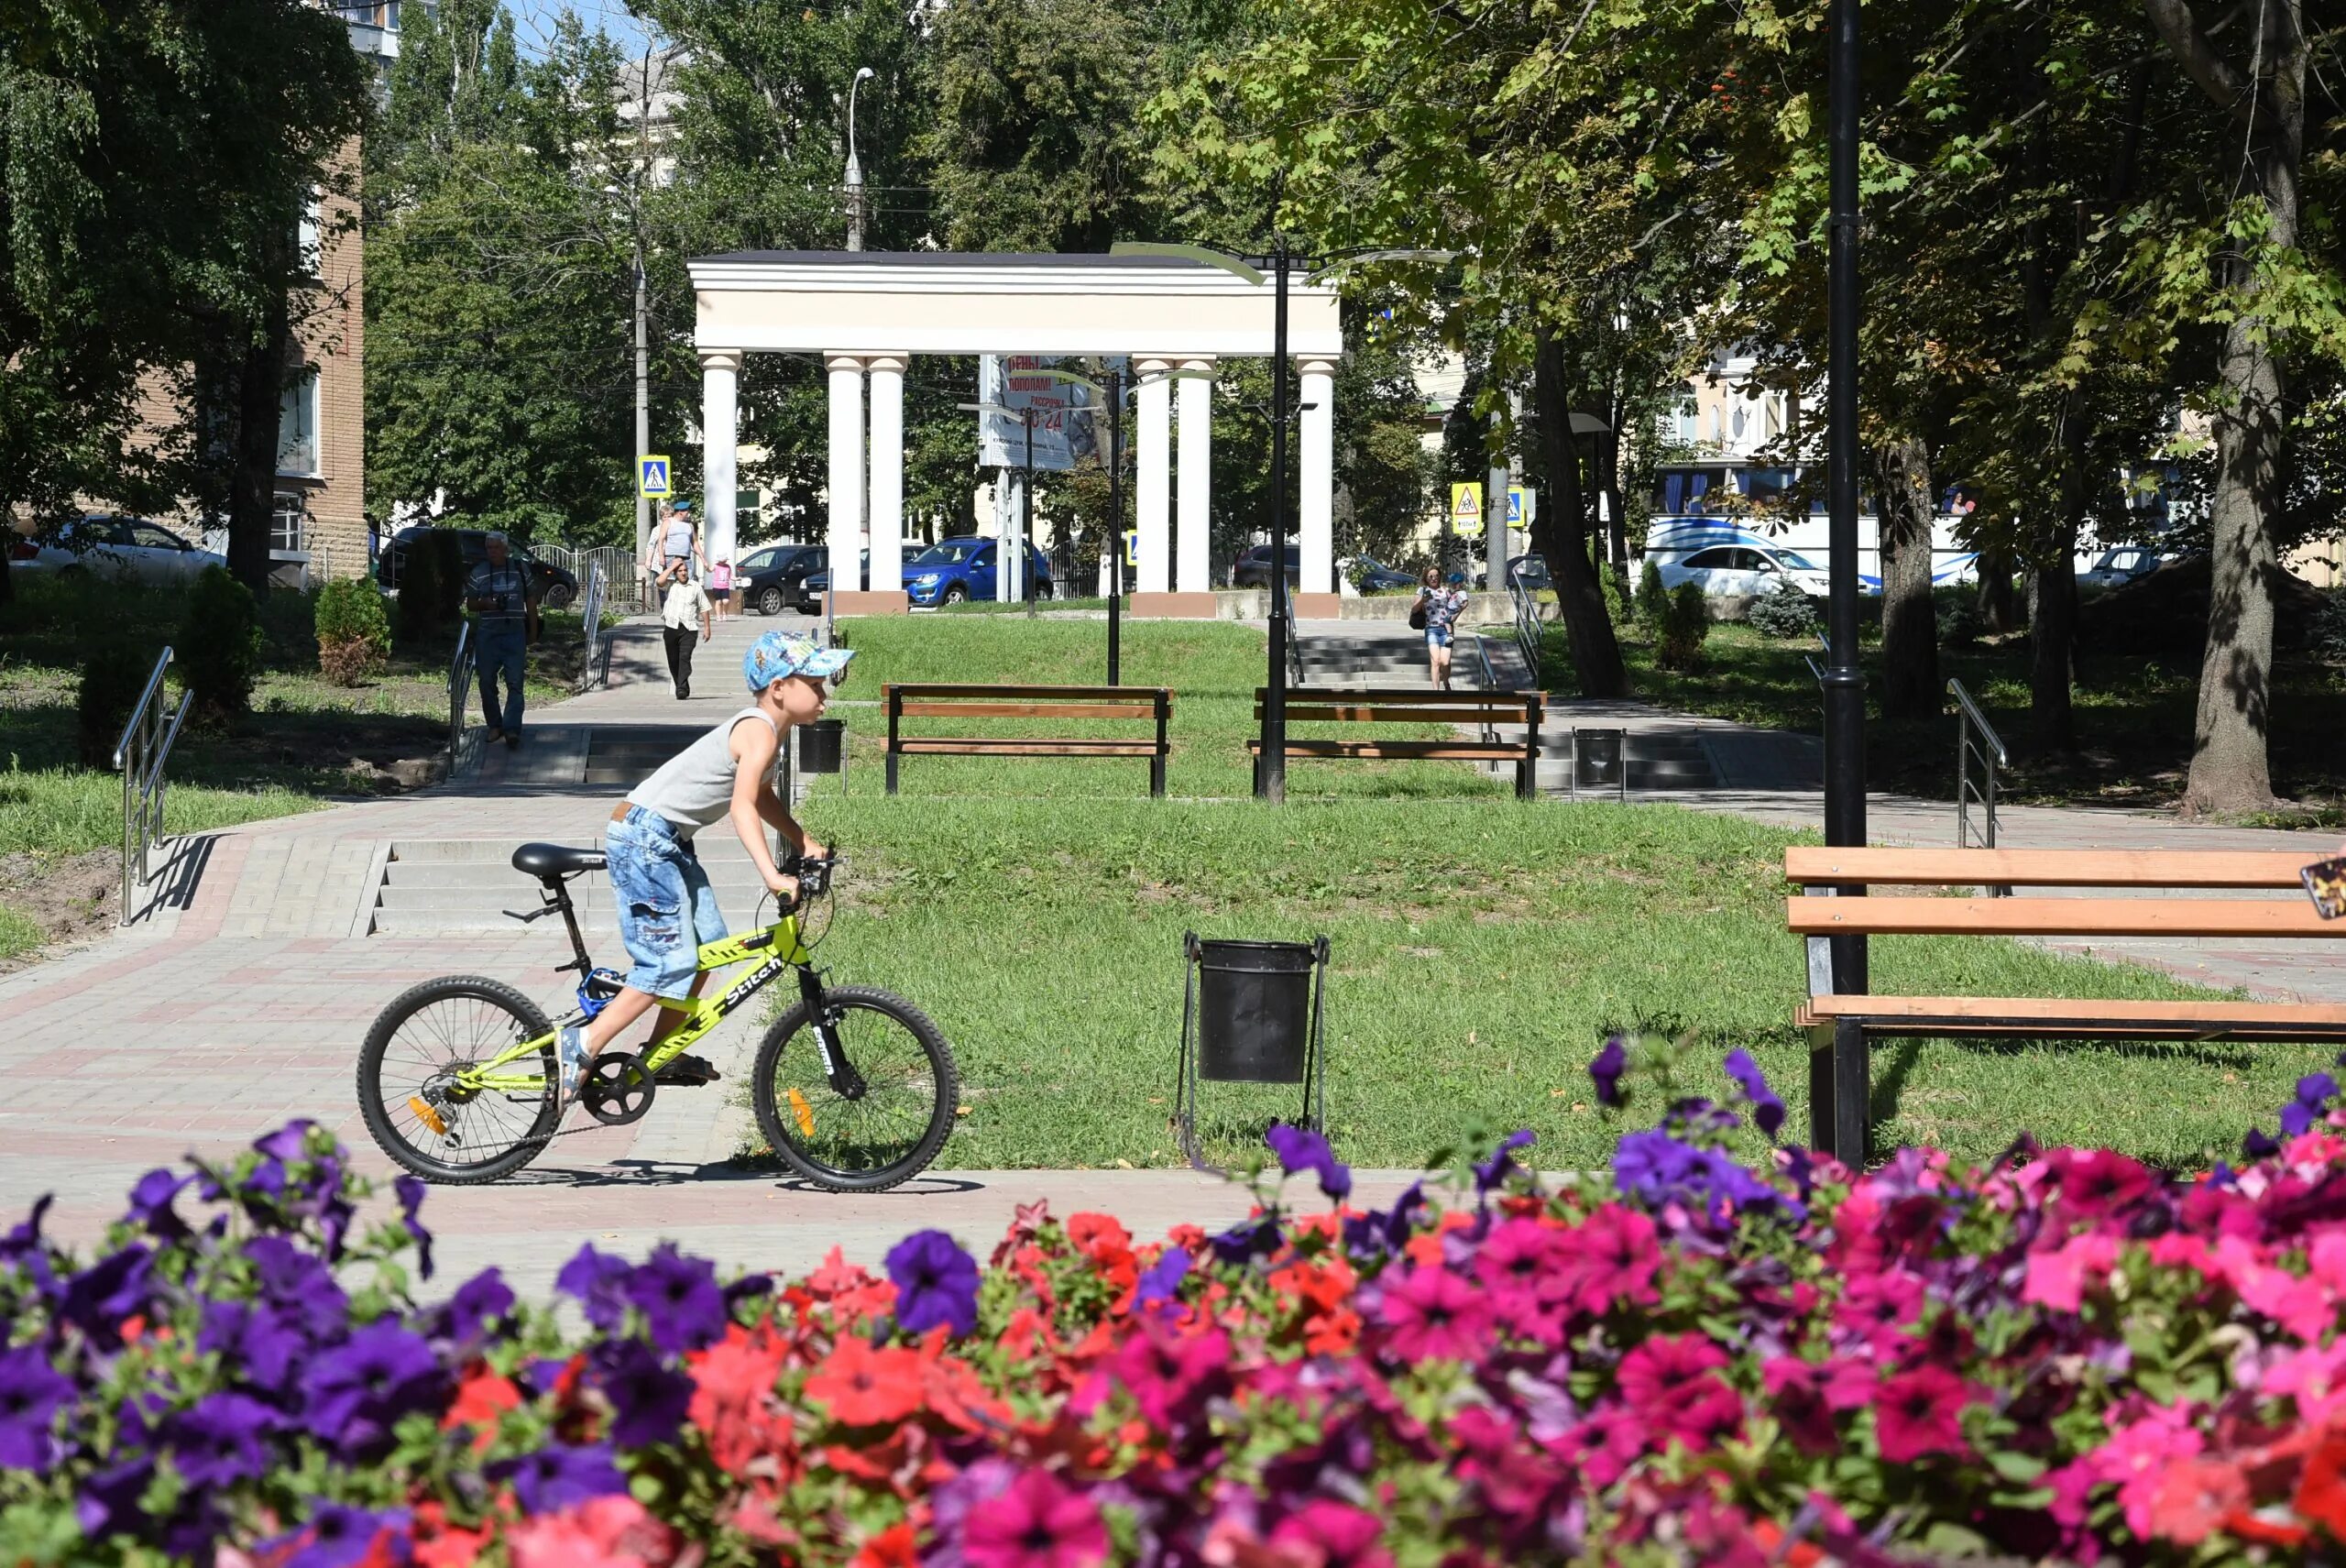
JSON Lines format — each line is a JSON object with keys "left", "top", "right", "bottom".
{"left": 1552, "top": 1204, "right": 1661, "bottom": 1317}
{"left": 2151, "top": 1459, "right": 2248, "bottom": 1546}
{"left": 805, "top": 1335, "right": 926, "bottom": 1427}
{"left": 1872, "top": 1365, "right": 1972, "bottom": 1464}
{"left": 2295, "top": 1428, "right": 2346, "bottom": 1539}
{"left": 962, "top": 1469, "right": 1108, "bottom": 1568}
{"left": 1375, "top": 1264, "right": 1493, "bottom": 1363}
{"left": 851, "top": 1521, "right": 919, "bottom": 1568}
{"left": 1617, "top": 1333, "right": 1741, "bottom": 1449}
{"left": 507, "top": 1496, "right": 679, "bottom": 1568}
{"left": 440, "top": 1368, "right": 521, "bottom": 1453}
{"left": 687, "top": 1322, "right": 794, "bottom": 1477}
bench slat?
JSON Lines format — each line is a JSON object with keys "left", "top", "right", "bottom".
{"left": 1803, "top": 994, "right": 2346, "bottom": 1026}
{"left": 1785, "top": 847, "right": 2315, "bottom": 889}
{"left": 1253, "top": 685, "right": 1540, "bottom": 705}
{"left": 1261, "top": 705, "right": 1533, "bottom": 724}
{"left": 895, "top": 739, "right": 1162, "bottom": 756}
{"left": 1787, "top": 894, "right": 2340, "bottom": 938}
{"left": 896, "top": 703, "right": 1159, "bottom": 720}
{"left": 887, "top": 684, "right": 1166, "bottom": 701}
{"left": 1247, "top": 740, "right": 1527, "bottom": 761}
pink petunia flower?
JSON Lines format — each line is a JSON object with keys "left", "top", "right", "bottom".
{"left": 2266, "top": 1342, "right": 2346, "bottom": 1425}
{"left": 1267, "top": 1499, "right": 1392, "bottom": 1568}
{"left": 1872, "top": 1365, "right": 1972, "bottom": 1464}
{"left": 1376, "top": 1264, "right": 1494, "bottom": 1363}
{"left": 2022, "top": 1233, "right": 2120, "bottom": 1313}
{"left": 963, "top": 1470, "right": 1110, "bottom": 1568}
{"left": 1834, "top": 1268, "right": 1924, "bottom": 1349}
{"left": 1551, "top": 1203, "right": 1661, "bottom": 1317}
{"left": 508, "top": 1497, "right": 679, "bottom": 1568}
{"left": 2089, "top": 1405, "right": 2204, "bottom": 1538}
{"left": 2148, "top": 1459, "right": 2248, "bottom": 1546}
{"left": 1617, "top": 1333, "right": 1741, "bottom": 1449}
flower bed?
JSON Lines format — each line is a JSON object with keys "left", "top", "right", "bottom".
{"left": 7, "top": 1044, "right": 2346, "bottom": 1566}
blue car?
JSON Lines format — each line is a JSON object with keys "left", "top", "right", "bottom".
{"left": 903, "top": 537, "right": 1054, "bottom": 606}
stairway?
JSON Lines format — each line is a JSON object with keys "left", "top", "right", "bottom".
{"left": 367, "top": 837, "right": 773, "bottom": 936}
{"left": 584, "top": 726, "right": 698, "bottom": 789}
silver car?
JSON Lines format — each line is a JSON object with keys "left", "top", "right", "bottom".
{"left": 9, "top": 515, "right": 225, "bottom": 586}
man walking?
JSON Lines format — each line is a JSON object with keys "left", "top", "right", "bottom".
{"left": 661, "top": 561, "right": 713, "bottom": 698}
{"left": 465, "top": 532, "right": 537, "bottom": 748}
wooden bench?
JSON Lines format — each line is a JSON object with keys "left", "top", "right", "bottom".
{"left": 883, "top": 684, "right": 1174, "bottom": 797}
{"left": 1246, "top": 687, "right": 1544, "bottom": 799}
{"left": 1785, "top": 846, "right": 2346, "bottom": 1161}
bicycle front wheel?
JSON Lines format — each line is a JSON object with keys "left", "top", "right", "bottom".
{"left": 359, "top": 975, "right": 558, "bottom": 1184}
{"left": 752, "top": 986, "right": 958, "bottom": 1192}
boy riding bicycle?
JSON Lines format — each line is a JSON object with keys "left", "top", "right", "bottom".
{"left": 555, "top": 629, "right": 853, "bottom": 1110}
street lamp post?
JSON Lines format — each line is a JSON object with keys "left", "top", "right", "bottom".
{"left": 844, "top": 66, "right": 874, "bottom": 252}
{"left": 958, "top": 400, "right": 1040, "bottom": 606}
{"left": 1818, "top": 0, "right": 1869, "bottom": 1164}
{"left": 1105, "top": 363, "right": 1125, "bottom": 685}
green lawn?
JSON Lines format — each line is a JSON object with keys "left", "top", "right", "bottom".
{"left": 1540, "top": 616, "right": 2346, "bottom": 816}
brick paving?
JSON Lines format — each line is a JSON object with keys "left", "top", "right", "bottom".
{"left": 3, "top": 608, "right": 2338, "bottom": 1299}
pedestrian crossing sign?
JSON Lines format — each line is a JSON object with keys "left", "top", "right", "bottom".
{"left": 639, "top": 455, "right": 673, "bottom": 499}
{"left": 1450, "top": 482, "right": 1484, "bottom": 536}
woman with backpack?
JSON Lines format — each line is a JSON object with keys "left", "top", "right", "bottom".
{"left": 1412, "top": 566, "right": 1470, "bottom": 689}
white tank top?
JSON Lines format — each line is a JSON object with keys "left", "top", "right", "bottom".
{"left": 624, "top": 708, "right": 776, "bottom": 838}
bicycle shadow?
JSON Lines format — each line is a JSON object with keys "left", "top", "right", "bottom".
{"left": 498, "top": 1158, "right": 987, "bottom": 1197}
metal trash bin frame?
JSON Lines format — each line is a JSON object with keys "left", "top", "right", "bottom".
{"left": 1173, "top": 930, "right": 1330, "bottom": 1171}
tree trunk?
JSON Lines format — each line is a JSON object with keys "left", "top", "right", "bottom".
{"left": 1868, "top": 436, "right": 1939, "bottom": 718}
{"left": 1977, "top": 546, "right": 2021, "bottom": 633}
{"left": 2147, "top": 0, "right": 2300, "bottom": 815}
{"left": 2028, "top": 515, "right": 2080, "bottom": 753}
{"left": 1529, "top": 329, "right": 1627, "bottom": 698}
{"left": 226, "top": 295, "right": 293, "bottom": 593}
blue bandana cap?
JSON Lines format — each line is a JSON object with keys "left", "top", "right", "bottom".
{"left": 744, "top": 630, "right": 854, "bottom": 691}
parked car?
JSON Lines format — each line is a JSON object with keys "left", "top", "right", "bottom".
{"left": 382, "top": 526, "right": 579, "bottom": 608}
{"left": 798, "top": 552, "right": 868, "bottom": 612}
{"left": 734, "top": 543, "right": 826, "bottom": 616}
{"left": 9, "top": 514, "right": 226, "bottom": 587}
{"left": 1656, "top": 543, "right": 1837, "bottom": 601}
{"left": 1345, "top": 554, "right": 1420, "bottom": 593}
{"left": 1505, "top": 554, "right": 1551, "bottom": 592}
{"left": 1231, "top": 543, "right": 1300, "bottom": 588}
{"left": 2077, "top": 546, "right": 2167, "bottom": 591}
{"left": 897, "top": 538, "right": 1053, "bottom": 607}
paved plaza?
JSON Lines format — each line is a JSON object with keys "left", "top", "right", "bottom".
{"left": 0, "top": 609, "right": 2332, "bottom": 1298}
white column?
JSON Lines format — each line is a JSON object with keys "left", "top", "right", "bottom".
{"left": 824, "top": 354, "right": 865, "bottom": 592}
{"left": 1176, "top": 356, "right": 1215, "bottom": 594}
{"left": 699, "top": 350, "right": 742, "bottom": 571}
{"left": 1135, "top": 357, "right": 1172, "bottom": 595}
{"left": 866, "top": 354, "right": 906, "bottom": 593}
{"left": 1298, "top": 356, "right": 1337, "bottom": 595}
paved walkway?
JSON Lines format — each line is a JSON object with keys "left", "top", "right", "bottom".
{"left": 1, "top": 609, "right": 2334, "bottom": 1299}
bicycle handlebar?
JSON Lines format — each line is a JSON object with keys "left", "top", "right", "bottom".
{"left": 775, "top": 849, "right": 838, "bottom": 913}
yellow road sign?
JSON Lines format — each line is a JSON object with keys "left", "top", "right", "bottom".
{"left": 1449, "top": 482, "right": 1484, "bottom": 536}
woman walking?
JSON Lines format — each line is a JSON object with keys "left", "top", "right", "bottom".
{"left": 1415, "top": 567, "right": 1469, "bottom": 689}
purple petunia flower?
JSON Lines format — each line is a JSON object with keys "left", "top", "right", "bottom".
{"left": 301, "top": 1321, "right": 444, "bottom": 1456}
{"left": 253, "top": 1121, "right": 317, "bottom": 1164}
{"left": 494, "top": 1442, "right": 628, "bottom": 1515}
{"left": 1474, "top": 1129, "right": 1538, "bottom": 1195}
{"left": 393, "top": 1176, "right": 433, "bottom": 1281}
{"left": 1589, "top": 1035, "right": 1629, "bottom": 1107}
{"left": 245, "top": 1234, "right": 349, "bottom": 1338}
{"left": 0, "top": 1193, "right": 52, "bottom": 1263}
{"left": 433, "top": 1268, "right": 515, "bottom": 1348}
{"left": 200, "top": 1299, "right": 308, "bottom": 1391}
{"left": 60, "top": 1245, "right": 154, "bottom": 1349}
{"left": 126, "top": 1169, "right": 192, "bottom": 1241}
{"left": 77, "top": 1457, "right": 156, "bottom": 1541}
{"left": 2281, "top": 1073, "right": 2340, "bottom": 1137}
{"left": 1724, "top": 1049, "right": 1789, "bottom": 1139}
{"left": 0, "top": 1345, "right": 74, "bottom": 1473}
{"left": 1135, "top": 1247, "right": 1190, "bottom": 1310}
{"left": 623, "top": 1245, "right": 726, "bottom": 1353}
{"left": 886, "top": 1229, "right": 981, "bottom": 1338}
{"left": 279, "top": 1502, "right": 408, "bottom": 1568}
{"left": 589, "top": 1338, "right": 693, "bottom": 1448}
{"left": 555, "top": 1245, "right": 632, "bottom": 1332}
{"left": 1265, "top": 1122, "right": 1353, "bottom": 1201}
{"left": 2244, "top": 1126, "right": 2281, "bottom": 1159}
{"left": 163, "top": 1392, "right": 278, "bottom": 1488}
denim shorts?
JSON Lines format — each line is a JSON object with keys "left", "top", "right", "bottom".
{"left": 1425, "top": 623, "right": 1455, "bottom": 649}
{"left": 606, "top": 806, "right": 729, "bottom": 999}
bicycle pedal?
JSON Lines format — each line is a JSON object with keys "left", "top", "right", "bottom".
{"left": 652, "top": 1054, "right": 721, "bottom": 1087}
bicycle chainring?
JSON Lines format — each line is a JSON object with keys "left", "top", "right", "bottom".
{"left": 582, "top": 1053, "right": 657, "bottom": 1126}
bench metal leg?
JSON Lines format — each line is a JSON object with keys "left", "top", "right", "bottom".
{"left": 1819, "top": 1018, "right": 1871, "bottom": 1165}
{"left": 1150, "top": 751, "right": 1166, "bottom": 799}
{"left": 1807, "top": 1023, "right": 1836, "bottom": 1156}
{"left": 885, "top": 751, "right": 900, "bottom": 796}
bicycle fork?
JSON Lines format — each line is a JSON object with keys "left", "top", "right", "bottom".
{"left": 797, "top": 968, "right": 868, "bottom": 1101}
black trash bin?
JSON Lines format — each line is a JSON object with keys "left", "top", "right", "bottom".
{"left": 797, "top": 718, "right": 846, "bottom": 774}
{"left": 1196, "top": 939, "right": 1316, "bottom": 1083}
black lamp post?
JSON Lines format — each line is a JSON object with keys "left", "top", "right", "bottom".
{"left": 1105, "top": 363, "right": 1125, "bottom": 685}
{"left": 1815, "top": 0, "right": 1870, "bottom": 1164}
{"left": 1112, "top": 240, "right": 1453, "bottom": 803}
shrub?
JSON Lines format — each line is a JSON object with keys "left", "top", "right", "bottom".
{"left": 256, "top": 584, "right": 320, "bottom": 670}
{"left": 314, "top": 579, "right": 391, "bottom": 685}
{"left": 74, "top": 641, "right": 156, "bottom": 768}
{"left": 1636, "top": 557, "right": 1670, "bottom": 632}
{"left": 1743, "top": 578, "right": 1817, "bottom": 639}
{"left": 395, "top": 529, "right": 464, "bottom": 642}
{"left": 176, "top": 565, "right": 261, "bottom": 718}
{"left": 8, "top": 1048, "right": 2346, "bottom": 1566}
{"left": 2314, "top": 587, "right": 2346, "bottom": 663}
{"left": 1656, "top": 580, "right": 1711, "bottom": 670}
{"left": 1601, "top": 565, "right": 1633, "bottom": 629}
{"left": 1938, "top": 583, "right": 1986, "bottom": 647}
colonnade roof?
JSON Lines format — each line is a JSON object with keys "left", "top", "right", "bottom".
{"left": 687, "top": 249, "right": 1343, "bottom": 361}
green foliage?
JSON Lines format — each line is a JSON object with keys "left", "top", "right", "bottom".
{"left": 314, "top": 580, "right": 391, "bottom": 685}
{"left": 1743, "top": 580, "right": 1815, "bottom": 640}
{"left": 177, "top": 566, "right": 261, "bottom": 718}
{"left": 1601, "top": 567, "right": 1632, "bottom": 630}
{"left": 74, "top": 642, "right": 152, "bottom": 769}
{"left": 1656, "top": 582, "right": 1711, "bottom": 672}
{"left": 1635, "top": 561, "right": 1670, "bottom": 632}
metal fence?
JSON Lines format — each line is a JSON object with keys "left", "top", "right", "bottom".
{"left": 115, "top": 648, "right": 189, "bottom": 925}
{"left": 577, "top": 561, "right": 608, "bottom": 694}
{"left": 534, "top": 544, "right": 640, "bottom": 612}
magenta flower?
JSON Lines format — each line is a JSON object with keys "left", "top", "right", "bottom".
{"left": 962, "top": 1468, "right": 1108, "bottom": 1568}
{"left": 1834, "top": 1267, "right": 1924, "bottom": 1348}
{"left": 1269, "top": 1499, "right": 1393, "bottom": 1568}
{"left": 1376, "top": 1263, "right": 1494, "bottom": 1362}
{"left": 1617, "top": 1333, "right": 1741, "bottom": 1448}
{"left": 1873, "top": 1365, "right": 1973, "bottom": 1464}
{"left": 1473, "top": 1216, "right": 1564, "bottom": 1308}
{"left": 1553, "top": 1202, "right": 1661, "bottom": 1316}
{"left": 1108, "top": 1321, "right": 1229, "bottom": 1425}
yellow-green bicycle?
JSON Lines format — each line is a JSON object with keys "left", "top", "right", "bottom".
{"left": 356, "top": 842, "right": 958, "bottom": 1190}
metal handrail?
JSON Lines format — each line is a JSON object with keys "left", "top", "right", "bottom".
{"left": 1507, "top": 567, "right": 1542, "bottom": 678}
{"left": 1466, "top": 627, "right": 1501, "bottom": 744}
{"left": 577, "top": 560, "right": 608, "bottom": 694}
{"left": 446, "top": 621, "right": 474, "bottom": 773}
{"left": 114, "top": 647, "right": 188, "bottom": 925}
{"left": 1948, "top": 677, "right": 2009, "bottom": 893}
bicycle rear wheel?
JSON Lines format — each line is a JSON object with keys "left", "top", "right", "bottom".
{"left": 752, "top": 986, "right": 957, "bottom": 1192}
{"left": 359, "top": 976, "right": 558, "bottom": 1184}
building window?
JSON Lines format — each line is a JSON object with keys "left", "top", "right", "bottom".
{"left": 271, "top": 494, "right": 309, "bottom": 556}
{"left": 278, "top": 369, "right": 321, "bottom": 477}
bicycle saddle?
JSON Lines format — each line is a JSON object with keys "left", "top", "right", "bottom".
{"left": 511, "top": 842, "right": 606, "bottom": 879}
